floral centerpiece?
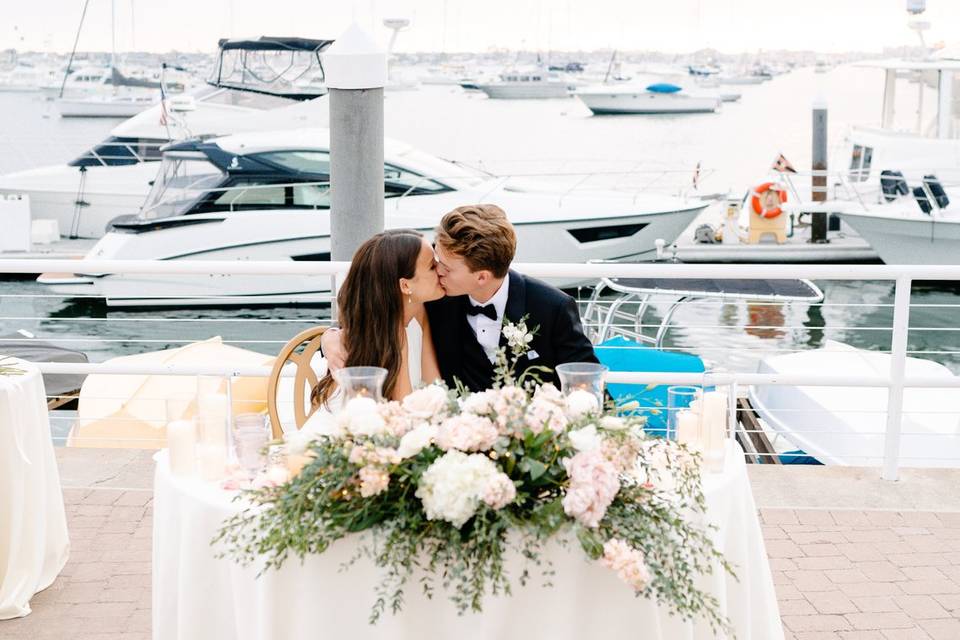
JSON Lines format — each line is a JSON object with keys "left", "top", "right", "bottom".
{"left": 215, "top": 320, "right": 733, "bottom": 633}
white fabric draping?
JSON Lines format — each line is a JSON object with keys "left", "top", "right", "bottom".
{"left": 0, "top": 358, "right": 70, "bottom": 619}
{"left": 153, "top": 440, "right": 783, "bottom": 640}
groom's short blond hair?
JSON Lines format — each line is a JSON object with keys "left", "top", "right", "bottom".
{"left": 435, "top": 204, "right": 516, "bottom": 278}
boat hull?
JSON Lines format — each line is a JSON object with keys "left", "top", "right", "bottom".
{"left": 44, "top": 201, "right": 707, "bottom": 307}
{"left": 575, "top": 91, "right": 720, "bottom": 115}
{"left": 475, "top": 83, "right": 573, "bottom": 99}
{"left": 840, "top": 210, "right": 960, "bottom": 265}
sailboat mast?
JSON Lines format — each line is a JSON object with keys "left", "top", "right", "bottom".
{"left": 110, "top": 0, "right": 116, "bottom": 69}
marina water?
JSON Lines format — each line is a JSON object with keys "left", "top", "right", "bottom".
{"left": 0, "top": 64, "right": 957, "bottom": 376}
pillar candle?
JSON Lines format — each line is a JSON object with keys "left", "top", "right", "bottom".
{"left": 701, "top": 391, "right": 728, "bottom": 472}
{"left": 676, "top": 410, "right": 702, "bottom": 452}
{"left": 167, "top": 419, "right": 196, "bottom": 477}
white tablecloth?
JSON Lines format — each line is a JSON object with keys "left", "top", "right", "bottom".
{"left": 153, "top": 440, "right": 783, "bottom": 640}
{"left": 0, "top": 358, "right": 70, "bottom": 619}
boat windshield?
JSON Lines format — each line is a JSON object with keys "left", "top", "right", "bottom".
{"left": 139, "top": 154, "right": 223, "bottom": 220}
{"left": 395, "top": 149, "right": 489, "bottom": 189}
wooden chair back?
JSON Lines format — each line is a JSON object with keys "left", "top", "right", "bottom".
{"left": 267, "top": 326, "right": 327, "bottom": 439}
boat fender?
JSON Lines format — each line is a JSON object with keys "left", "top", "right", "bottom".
{"left": 750, "top": 182, "right": 787, "bottom": 219}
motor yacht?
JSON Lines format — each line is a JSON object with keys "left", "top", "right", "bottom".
{"left": 39, "top": 128, "right": 708, "bottom": 307}
{"left": 0, "top": 37, "right": 333, "bottom": 239}
{"left": 574, "top": 83, "right": 721, "bottom": 115}
{"left": 825, "top": 59, "right": 960, "bottom": 264}
{"left": 473, "top": 67, "right": 577, "bottom": 99}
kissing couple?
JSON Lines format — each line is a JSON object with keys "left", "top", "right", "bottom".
{"left": 315, "top": 204, "right": 599, "bottom": 405}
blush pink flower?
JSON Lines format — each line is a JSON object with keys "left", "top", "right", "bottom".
{"left": 562, "top": 449, "right": 620, "bottom": 528}
{"left": 481, "top": 472, "right": 517, "bottom": 510}
{"left": 435, "top": 413, "right": 499, "bottom": 452}
{"left": 358, "top": 465, "right": 390, "bottom": 497}
{"left": 602, "top": 538, "right": 651, "bottom": 592}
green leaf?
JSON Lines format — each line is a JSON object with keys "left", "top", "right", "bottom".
{"left": 525, "top": 459, "right": 547, "bottom": 481}
{"left": 576, "top": 526, "right": 604, "bottom": 559}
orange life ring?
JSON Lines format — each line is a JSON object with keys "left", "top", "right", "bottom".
{"left": 750, "top": 182, "right": 787, "bottom": 219}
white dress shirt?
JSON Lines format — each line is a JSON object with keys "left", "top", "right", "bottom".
{"left": 467, "top": 274, "right": 510, "bottom": 363}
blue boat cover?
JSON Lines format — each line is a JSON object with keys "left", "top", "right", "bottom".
{"left": 645, "top": 83, "right": 682, "bottom": 94}
{"left": 595, "top": 336, "right": 705, "bottom": 433}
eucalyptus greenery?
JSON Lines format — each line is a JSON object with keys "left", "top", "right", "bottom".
{"left": 214, "top": 320, "right": 734, "bottom": 634}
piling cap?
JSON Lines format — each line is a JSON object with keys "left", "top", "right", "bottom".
{"left": 323, "top": 23, "right": 387, "bottom": 90}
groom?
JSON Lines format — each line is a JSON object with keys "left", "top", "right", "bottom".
{"left": 322, "top": 204, "right": 598, "bottom": 391}
{"left": 427, "top": 204, "right": 598, "bottom": 391}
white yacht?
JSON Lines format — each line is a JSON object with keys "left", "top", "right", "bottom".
{"left": 827, "top": 58, "right": 960, "bottom": 264}
{"left": 0, "top": 37, "right": 333, "bottom": 239}
{"left": 39, "top": 128, "right": 708, "bottom": 307}
{"left": 473, "top": 67, "right": 577, "bottom": 99}
{"left": 574, "top": 83, "right": 721, "bottom": 115}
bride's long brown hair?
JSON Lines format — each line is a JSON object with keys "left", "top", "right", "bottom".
{"left": 312, "top": 229, "right": 425, "bottom": 406}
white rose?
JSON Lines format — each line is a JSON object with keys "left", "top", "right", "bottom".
{"left": 341, "top": 397, "right": 386, "bottom": 437}
{"left": 402, "top": 384, "right": 449, "bottom": 420}
{"left": 565, "top": 389, "right": 600, "bottom": 419}
{"left": 396, "top": 422, "right": 438, "bottom": 459}
{"left": 568, "top": 424, "right": 602, "bottom": 452}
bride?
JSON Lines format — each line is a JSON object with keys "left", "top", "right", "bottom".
{"left": 312, "top": 229, "right": 445, "bottom": 406}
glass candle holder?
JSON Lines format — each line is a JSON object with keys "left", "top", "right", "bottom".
{"left": 333, "top": 366, "right": 388, "bottom": 402}
{"left": 556, "top": 362, "right": 609, "bottom": 408}
{"left": 666, "top": 386, "right": 701, "bottom": 440}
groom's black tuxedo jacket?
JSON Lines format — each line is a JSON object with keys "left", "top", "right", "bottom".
{"left": 426, "top": 270, "right": 598, "bottom": 392}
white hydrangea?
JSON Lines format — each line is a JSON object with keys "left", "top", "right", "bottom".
{"left": 402, "top": 384, "right": 450, "bottom": 421}
{"left": 416, "top": 450, "right": 501, "bottom": 528}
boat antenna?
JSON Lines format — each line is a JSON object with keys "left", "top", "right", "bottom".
{"left": 603, "top": 50, "right": 616, "bottom": 84}
{"left": 60, "top": 0, "right": 91, "bottom": 99}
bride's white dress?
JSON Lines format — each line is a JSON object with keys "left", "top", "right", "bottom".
{"left": 283, "top": 319, "right": 423, "bottom": 434}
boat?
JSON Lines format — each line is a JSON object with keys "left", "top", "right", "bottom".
{"left": 0, "top": 37, "right": 334, "bottom": 239}
{"left": 38, "top": 127, "right": 708, "bottom": 307}
{"left": 824, "top": 58, "right": 960, "bottom": 264}
{"left": 574, "top": 83, "right": 721, "bottom": 115}
{"left": 749, "top": 341, "right": 960, "bottom": 468}
{"left": 473, "top": 67, "right": 577, "bottom": 99}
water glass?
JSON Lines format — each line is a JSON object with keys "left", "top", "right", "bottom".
{"left": 333, "top": 366, "right": 388, "bottom": 402}
{"left": 666, "top": 386, "right": 700, "bottom": 440}
{"left": 235, "top": 428, "right": 270, "bottom": 476}
{"left": 556, "top": 362, "right": 609, "bottom": 407}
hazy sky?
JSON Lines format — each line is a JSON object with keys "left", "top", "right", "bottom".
{"left": 4, "top": 0, "right": 958, "bottom": 55}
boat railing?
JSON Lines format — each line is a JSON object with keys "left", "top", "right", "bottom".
{"left": 1, "top": 259, "right": 959, "bottom": 478}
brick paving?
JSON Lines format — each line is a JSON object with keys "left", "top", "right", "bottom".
{"left": 2, "top": 489, "right": 959, "bottom": 638}
{"left": 1, "top": 488, "right": 152, "bottom": 640}
{"left": 763, "top": 508, "right": 960, "bottom": 640}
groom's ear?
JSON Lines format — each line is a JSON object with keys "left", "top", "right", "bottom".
{"left": 474, "top": 269, "right": 494, "bottom": 285}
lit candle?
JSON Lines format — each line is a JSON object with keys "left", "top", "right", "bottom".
{"left": 166, "top": 419, "right": 196, "bottom": 477}
{"left": 196, "top": 442, "right": 227, "bottom": 481}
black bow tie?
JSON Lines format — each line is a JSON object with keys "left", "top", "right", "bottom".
{"left": 466, "top": 303, "right": 498, "bottom": 321}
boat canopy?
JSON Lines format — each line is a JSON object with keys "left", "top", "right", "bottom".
{"left": 209, "top": 36, "right": 335, "bottom": 101}
{"left": 646, "top": 83, "right": 682, "bottom": 94}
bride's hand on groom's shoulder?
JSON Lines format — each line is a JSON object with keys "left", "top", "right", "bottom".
{"left": 320, "top": 328, "right": 346, "bottom": 371}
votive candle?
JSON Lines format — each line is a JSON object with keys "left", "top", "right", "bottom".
{"left": 167, "top": 419, "right": 196, "bottom": 477}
